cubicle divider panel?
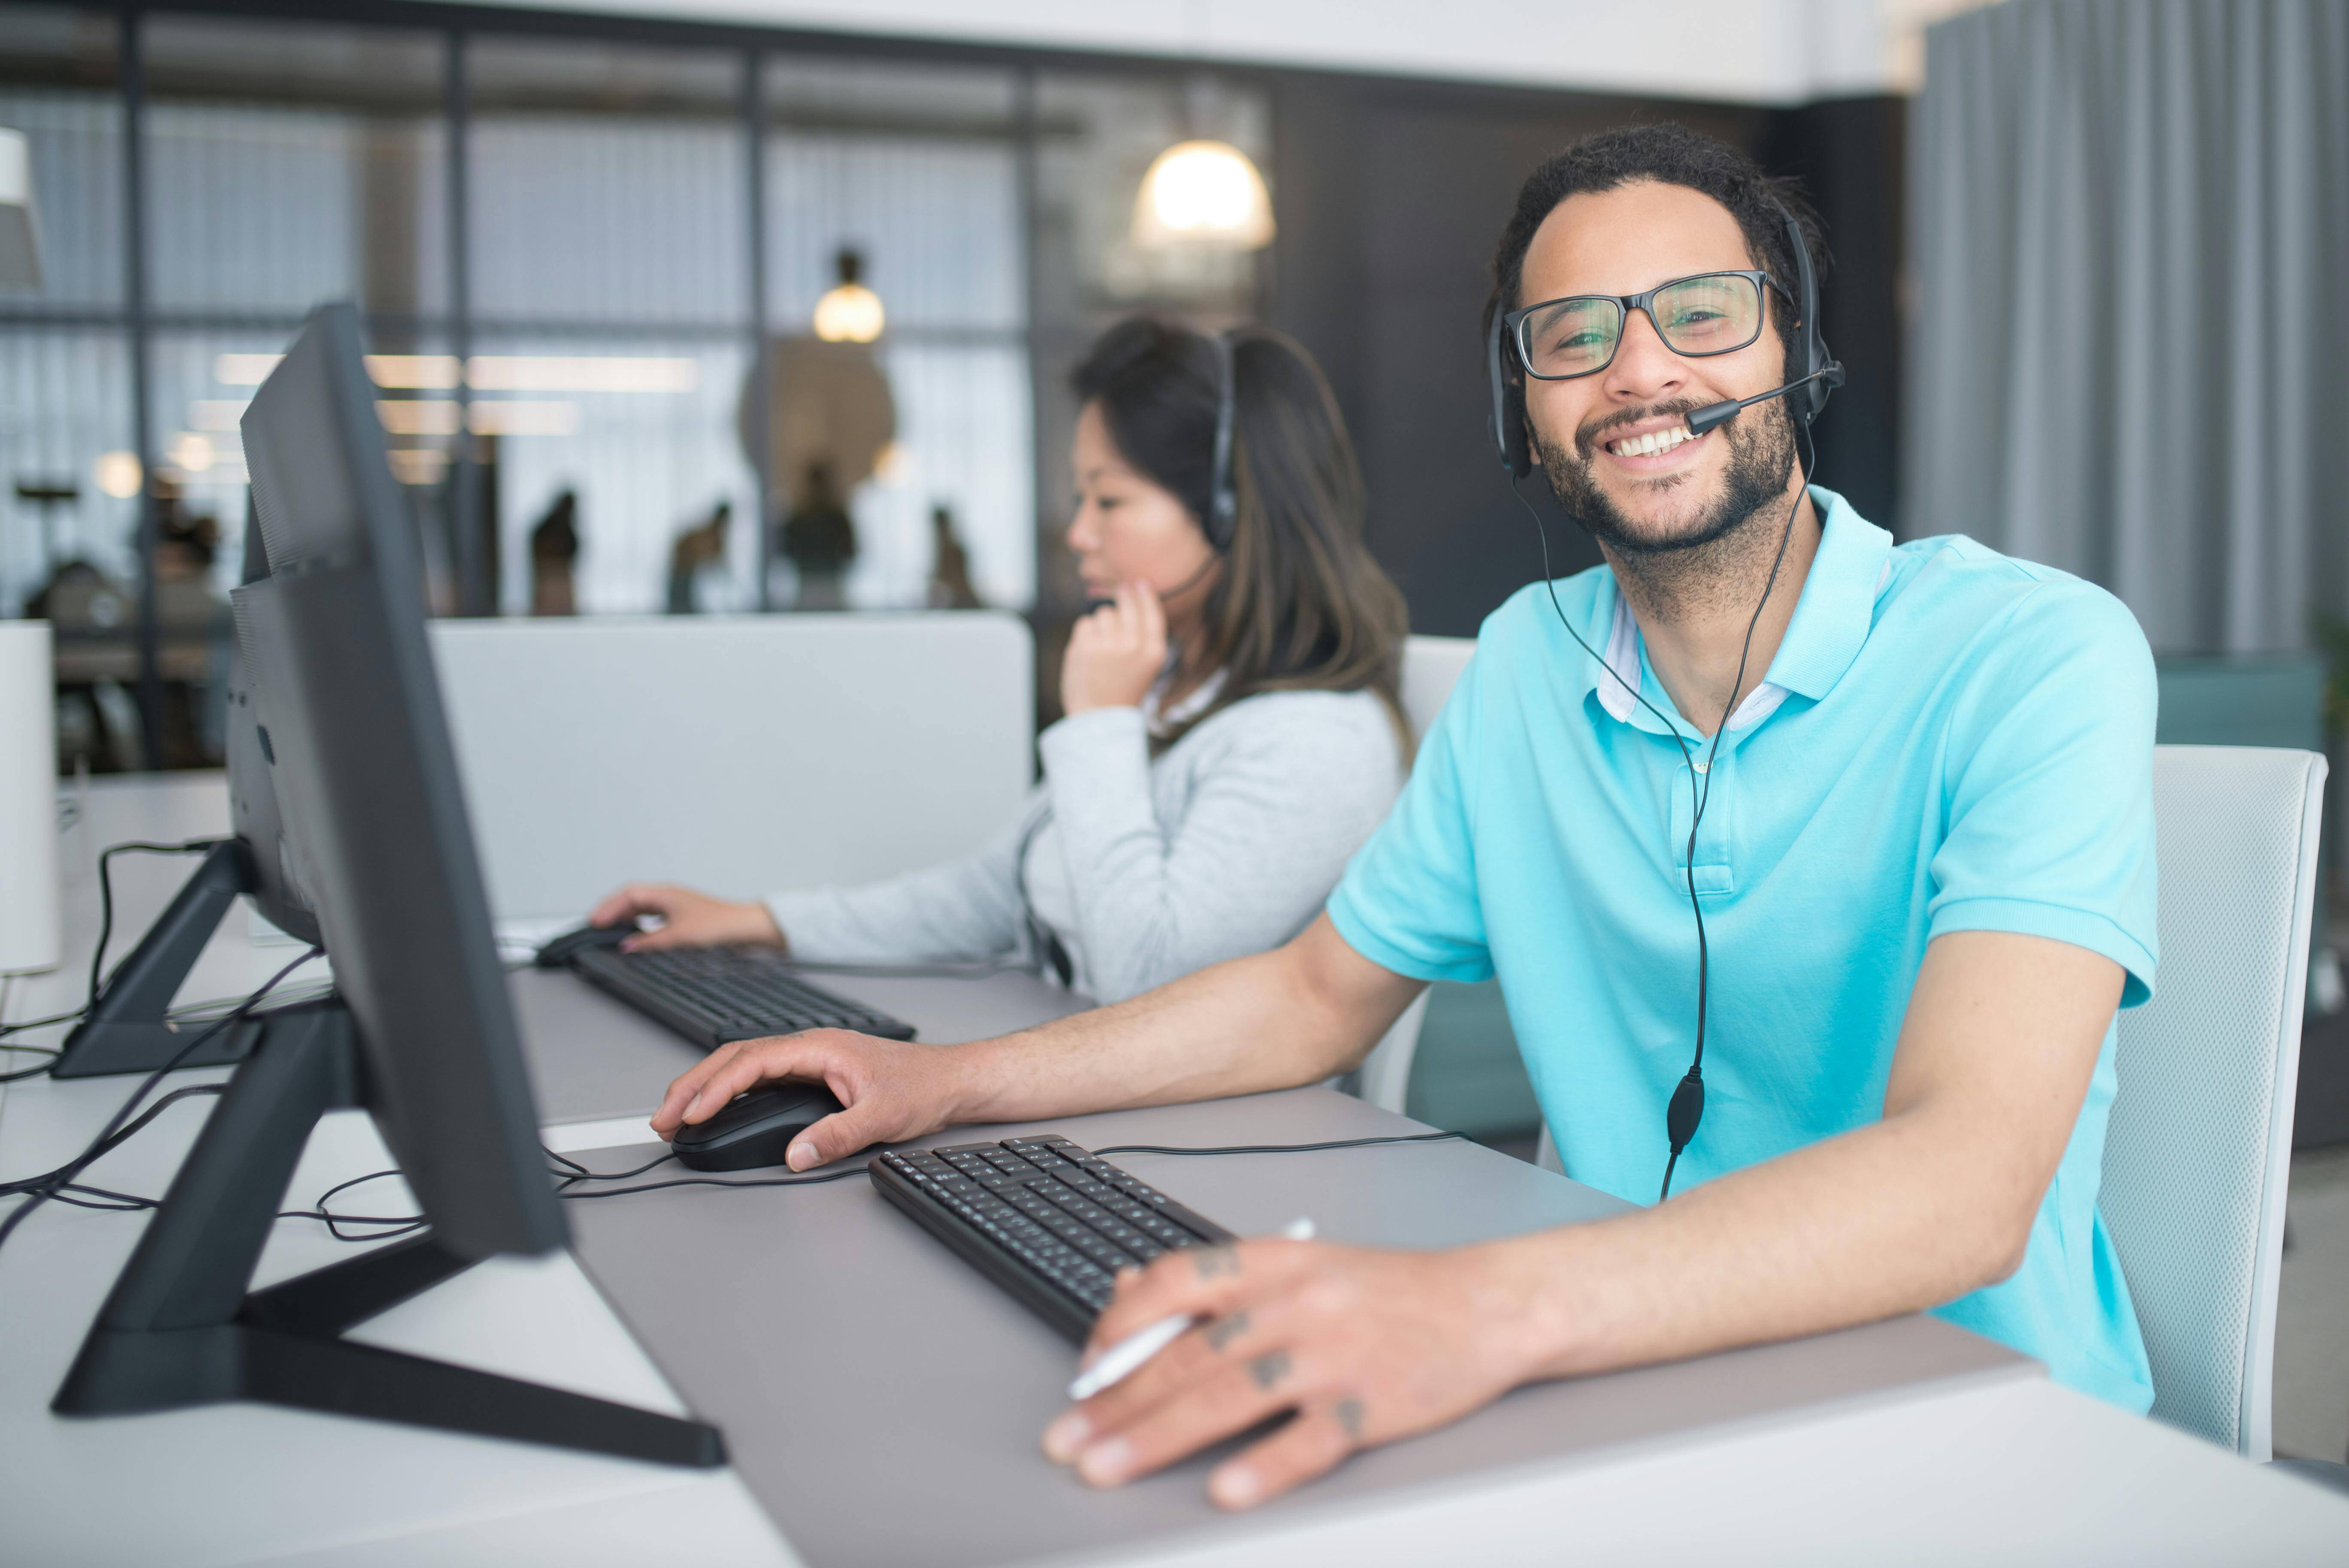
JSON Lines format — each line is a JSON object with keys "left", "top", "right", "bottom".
{"left": 429, "top": 612, "right": 1033, "bottom": 922}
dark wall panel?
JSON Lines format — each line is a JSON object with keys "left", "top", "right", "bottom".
{"left": 1271, "top": 76, "right": 1899, "bottom": 637}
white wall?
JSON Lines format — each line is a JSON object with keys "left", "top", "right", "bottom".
{"left": 418, "top": 0, "right": 2006, "bottom": 105}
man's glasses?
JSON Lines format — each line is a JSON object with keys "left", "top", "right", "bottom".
{"left": 1505, "top": 270, "right": 1793, "bottom": 381}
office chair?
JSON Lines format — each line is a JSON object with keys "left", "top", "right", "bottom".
{"left": 2103, "top": 745, "right": 2325, "bottom": 1462}
{"left": 1346, "top": 635, "right": 1477, "bottom": 1113}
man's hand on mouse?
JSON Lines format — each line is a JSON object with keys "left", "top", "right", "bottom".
{"left": 590, "top": 882, "right": 784, "bottom": 951}
{"left": 650, "top": 1030, "right": 969, "bottom": 1171}
{"left": 1043, "top": 1236, "right": 1552, "bottom": 1510}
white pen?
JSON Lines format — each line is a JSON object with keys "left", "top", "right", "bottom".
{"left": 1066, "top": 1217, "right": 1315, "bottom": 1401}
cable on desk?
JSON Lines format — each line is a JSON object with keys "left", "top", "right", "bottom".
{"left": 542, "top": 1145, "right": 677, "bottom": 1185}
{"left": 84, "top": 1125, "right": 1481, "bottom": 1249}
{"left": 0, "top": 840, "right": 235, "bottom": 1082}
{"left": 0, "top": 1083, "right": 230, "bottom": 1197}
{"left": 86, "top": 839, "right": 228, "bottom": 1013}
{"left": 279, "top": 1167, "right": 432, "bottom": 1241}
{"left": 1091, "top": 1131, "right": 1475, "bottom": 1158}
{"left": 778, "top": 958, "right": 1028, "bottom": 981}
{"left": 0, "top": 1009, "right": 87, "bottom": 1042}
{"left": 0, "top": 945, "right": 319, "bottom": 1259}
{"left": 283, "top": 1153, "right": 865, "bottom": 1242}
{"left": 0, "top": 1053, "right": 62, "bottom": 1084}
{"left": 554, "top": 1164, "right": 873, "bottom": 1200}
{"left": 46, "top": 1182, "right": 165, "bottom": 1212}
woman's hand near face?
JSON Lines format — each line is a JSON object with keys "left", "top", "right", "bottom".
{"left": 1061, "top": 581, "right": 1169, "bottom": 715}
{"left": 586, "top": 882, "right": 785, "bottom": 951}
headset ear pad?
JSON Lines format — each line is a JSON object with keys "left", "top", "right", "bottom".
{"left": 1486, "top": 311, "right": 1535, "bottom": 479}
{"left": 1776, "top": 204, "right": 1834, "bottom": 429}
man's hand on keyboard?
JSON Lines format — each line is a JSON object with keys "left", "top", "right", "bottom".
{"left": 649, "top": 1029, "right": 965, "bottom": 1170}
{"left": 1040, "top": 1237, "right": 1549, "bottom": 1510}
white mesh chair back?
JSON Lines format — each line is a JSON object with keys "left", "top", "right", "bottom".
{"left": 1349, "top": 636, "right": 1477, "bottom": 1112}
{"left": 2102, "top": 744, "right": 2325, "bottom": 1458}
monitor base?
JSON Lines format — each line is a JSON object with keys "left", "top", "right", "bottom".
{"left": 50, "top": 998, "right": 725, "bottom": 1468}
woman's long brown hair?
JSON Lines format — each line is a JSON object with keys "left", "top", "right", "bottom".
{"left": 1073, "top": 319, "right": 1410, "bottom": 753}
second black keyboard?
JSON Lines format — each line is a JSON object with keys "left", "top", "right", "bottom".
{"left": 871, "top": 1136, "right": 1233, "bottom": 1340}
{"left": 571, "top": 944, "right": 917, "bottom": 1049}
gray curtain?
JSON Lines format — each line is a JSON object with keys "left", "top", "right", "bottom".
{"left": 1903, "top": 0, "right": 2349, "bottom": 653}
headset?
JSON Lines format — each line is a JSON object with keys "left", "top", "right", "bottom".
{"left": 1487, "top": 201, "right": 1843, "bottom": 1202}
{"left": 1206, "top": 329, "right": 1239, "bottom": 551}
{"left": 1488, "top": 203, "right": 1842, "bottom": 476}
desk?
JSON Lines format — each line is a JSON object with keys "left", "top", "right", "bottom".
{"left": 7, "top": 775, "right": 2349, "bottom": 1566}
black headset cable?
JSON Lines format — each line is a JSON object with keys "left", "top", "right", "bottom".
{"left": 1508, "top": 428, "right": 1811, "bottom": 1202}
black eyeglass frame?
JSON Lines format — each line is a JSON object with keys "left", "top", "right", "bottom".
{"left": 1505, "top": 270, "right": 1797, "bottom": 382}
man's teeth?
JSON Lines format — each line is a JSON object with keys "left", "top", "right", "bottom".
{"left": 1610, "top": 425, "right": 1696, "bottom": 458}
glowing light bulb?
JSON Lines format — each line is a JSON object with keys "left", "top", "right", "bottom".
{"left": 813, "top": 282, "right": 885, "bottom": 343}
{"left": 1132, "top": 140, "right": 1274, "bottom": 251}
{"left": 93, "top": 450, "right": 142, "bottom": 499}
{"left": 168, "top": 432, "right": 214, "bottom": 473}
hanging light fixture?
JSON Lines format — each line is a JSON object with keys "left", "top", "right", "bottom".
{"left": 812, "top": 247, "right": 884, "bottom": 344}
{"left": 1131, "top": 139, "right": 1274, "bottom": 252}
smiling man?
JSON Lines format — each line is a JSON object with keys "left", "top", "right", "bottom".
{"left": 650, "top": 124, "right": 2160, "bottom": 1508}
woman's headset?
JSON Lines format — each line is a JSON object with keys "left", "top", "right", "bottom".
{"left": 1207, "top": 329, "right": 1238, "bottom": 551}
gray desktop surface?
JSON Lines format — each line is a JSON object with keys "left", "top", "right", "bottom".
{"left": 509, "top": 964, "right": 1092, "bottom": 1125}
{"left": 563, "top": 1087, "right": 2033, "bottom": 1568}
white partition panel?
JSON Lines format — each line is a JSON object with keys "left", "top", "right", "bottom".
{"left": 428, "top": 613, "right": 1033, "bottom": 921}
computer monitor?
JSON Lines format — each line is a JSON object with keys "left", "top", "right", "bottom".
{"left": 231, "top": 307, "right": 561, "bottom": 1258}
{"left": 225, "top": 510, "right": 321, "bottom": 950}
{"left": 54, "top": 302, "right": 720, "bottom": 1465}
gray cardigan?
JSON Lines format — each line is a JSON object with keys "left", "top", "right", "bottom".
{"left": 765, "top": 688, "right": 1407, "bottom": 1004}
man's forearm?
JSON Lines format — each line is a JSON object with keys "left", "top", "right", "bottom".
{"left": 1479, "top": 1107, "right": 2034, "bottom": 1383}
{"left": 1480, "top": 932, "right": 2119, "bottom": 1381}
{"left": 944, "top": 920, "right": 1409, "bottom": 1127}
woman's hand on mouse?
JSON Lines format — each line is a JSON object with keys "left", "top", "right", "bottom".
{"left": 589, "top": 882, "right": 784, "bottom": 951}
{"left": 650, "top": 1030, "right": 971, "bottom": 1171}
{"left": 1060, "top": 581, "right": 1168, "bottom": 715}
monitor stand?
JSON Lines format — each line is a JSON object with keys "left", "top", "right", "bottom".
{"left": 51, "top": 996, "right": 726, "bottom": 1468}
{"left": 50, "top": 841, "right": 266, "bottom": 1079}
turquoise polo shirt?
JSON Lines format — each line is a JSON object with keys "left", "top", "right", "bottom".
{"left": 1328, "top": 488, "right": 2159, "bottom": 1410}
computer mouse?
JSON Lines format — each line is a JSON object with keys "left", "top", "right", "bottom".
{"left": 670, "top": 1083, "right": 847, "bottom": 1172}
{"left": 536, "top": 918, "right": 642, "bottom": 969}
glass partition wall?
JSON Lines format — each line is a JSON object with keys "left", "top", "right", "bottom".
{"left": 0, "top": 3, "right": 1273, "bottom": 769}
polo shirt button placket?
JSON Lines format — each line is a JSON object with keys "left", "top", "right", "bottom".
{"left": 1672, "top": 743, "right": 1735, "bottom": 897}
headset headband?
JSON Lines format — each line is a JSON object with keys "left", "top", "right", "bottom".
{"left": 1207, "top": 331, "right": 1237, "bottom": 550}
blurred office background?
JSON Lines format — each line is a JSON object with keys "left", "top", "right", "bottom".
{"left": 0, "top": 0, "right": 1939, "bottom": 778}
{"left": 2, "top": 0, "right": 2346, "bottom": 1447}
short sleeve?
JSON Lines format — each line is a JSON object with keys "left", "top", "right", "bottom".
{"left": 1927, "top": 579, "right": 2160, "bottom": 1006}
{"left": 1325, "top": 647, "right": 1495, "bottom": 984}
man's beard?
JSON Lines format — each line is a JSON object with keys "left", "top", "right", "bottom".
{"left": 1533, "top": 397, "right": 1799, "bottom": 617}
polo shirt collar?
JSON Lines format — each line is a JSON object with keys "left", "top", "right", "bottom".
{"left": 1586, "top": 486, "right": 1890, "bottom": 734}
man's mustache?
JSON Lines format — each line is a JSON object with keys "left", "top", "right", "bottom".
{"left": 1573, "top": 400, "right": 1706, "bottom": 460}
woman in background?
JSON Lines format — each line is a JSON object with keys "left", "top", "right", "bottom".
{"left": 591, "top": 318, "right": 1410, "bottom": 1005}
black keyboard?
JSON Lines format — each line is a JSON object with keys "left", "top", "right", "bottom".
{"left": 570, "top": 944, "right": 917, "bottom": 1049}
{"left": 871, "top": 1136, "right": 1233, "bottom": 1340}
